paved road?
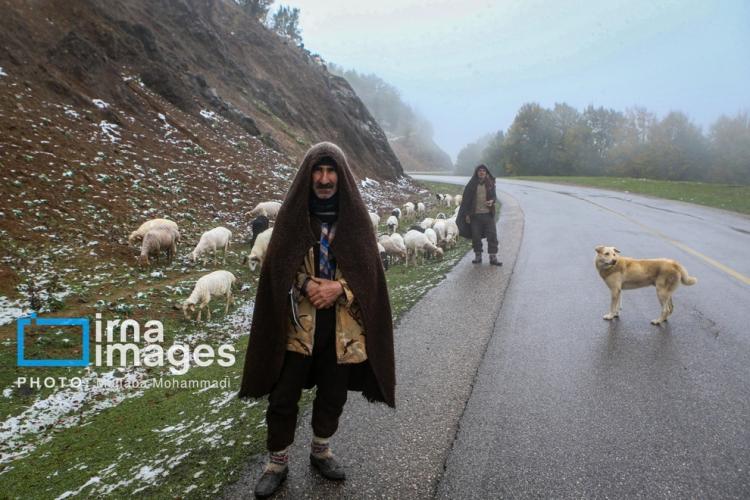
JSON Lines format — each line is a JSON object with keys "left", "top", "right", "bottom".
{"left": 225, "top": 176, "right": 750, "bottom": 498}
{"left": 423, "top": 176, "right": 750, "bottom": 499}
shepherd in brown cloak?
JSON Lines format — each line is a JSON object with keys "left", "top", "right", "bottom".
{"left": 239, "top": 142, "right": 395, "bottom": 497}
{"left": 456, "top": 164, "right": 502, "bottom": 266}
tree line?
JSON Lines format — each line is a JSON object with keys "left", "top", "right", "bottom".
{"left": 456, "top": 103, "right": 750, "bottom": 185}
{"left": 236, "top": 0, "right": 302, "bottom": 44}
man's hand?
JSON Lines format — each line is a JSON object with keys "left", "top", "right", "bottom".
{"left": 485, "top": 200, "right": 494, "bottom": 207}
{"left": 306, "top": 277, "right": 343, "bottom": 309}
{"left": 465, "top": 215, "right": 471, "bottom": 223}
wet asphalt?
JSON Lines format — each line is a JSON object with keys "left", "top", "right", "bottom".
{"left": 225, "top": 176, "right": 750, "bottom": 499}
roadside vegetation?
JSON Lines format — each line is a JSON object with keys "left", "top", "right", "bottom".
{"left": 0, "top": 183, "right": 470, "bottom": 498}
{"left": 514, "top": 176, "right": 750, "bottom": 215}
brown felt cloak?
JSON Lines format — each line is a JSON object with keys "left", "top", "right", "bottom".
{"left": 238, "top": 142, "right": 395, "bottom": 407}
{"left": 456, "top": 164, "right": 497, "bottom": 239}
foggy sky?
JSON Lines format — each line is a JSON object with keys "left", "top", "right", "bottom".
{"left": 285, "top": 0, "right": 750, "bottom": 162}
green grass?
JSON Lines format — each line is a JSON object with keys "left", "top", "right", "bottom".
{"left": 0, "top": 185, "right": 473, "bottom": 498}
{"left": 514, "top": 176, "right": 750, "bottom": 215}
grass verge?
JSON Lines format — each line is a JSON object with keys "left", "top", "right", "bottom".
{"left": 514, "top": 176, "right": 750, "bottom": 215}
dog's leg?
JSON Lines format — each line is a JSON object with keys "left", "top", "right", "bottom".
{"left": 652, "top": 289, "right": 671, "bottom": 325}
{"left": 603, "top": 288, "right": 621, "bottom": 320}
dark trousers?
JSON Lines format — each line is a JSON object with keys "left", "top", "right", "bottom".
{"left": 266, "top": 309, "right": 350, "bottom": 452}
{"left": 470, "top": 212, "right": 499, "bottom": 254}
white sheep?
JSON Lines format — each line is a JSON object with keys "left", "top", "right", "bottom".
{"left": 386, "top": 215, "right": 399, "bottom": 234}
{"left": 454, "top": 194, "right": 463, "bottom": 207}
{"left": 391, "top": 207, "right": 402, "bottom": 219}
{"left": 244, "top": 227, "right": 273, "bottom": 271}
{"left": 444, "top": 218, "right": 459, "bottom": 248}
{"left": 433, "top": 220, "right": 447, "bottom": 247}
{"left": 390, "top": 233, "right": 407, "bottom": 264}
{"left": 247, "top": 201, "right": 282, "bottom": 219}
{"left": 416, "top": 202, "right": 426, "bottom": 215}
{"left": 403, "top": 202, "right": 415, "bottom": 217}
{"left": 138, "top": 226, "right": 179, "bottom": 267}
{"left": 419, "top": 217, "right": 435, "bottom": 230}
{"left": 182, "top": 270, "right": 236, "bottom": 322}
{"left": 378, "top": 234, "right": 407, "bottom": 262}
{"left": 404, "top": 229, "right": 443, "bottom": 266}
{"left": 443, "top": 194, "right": 454, "bottom": 208}
{"left": 129, "top": 218, "right": 178, "bottom": 245}
{"left": 369, "top": 212, "right": 380, "bottom": 237}
{"left": 191, "top": 226, "right": 232, "bottom": 264}
{"left": 424, "top": 228, "right": 440, "bottom": 258}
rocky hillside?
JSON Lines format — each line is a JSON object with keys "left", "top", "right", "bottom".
{"left": 0, "top": 0, "right": 422, "bottom": 313}
{"left": 391, "top": 134, "right": 454, "bottom": 172}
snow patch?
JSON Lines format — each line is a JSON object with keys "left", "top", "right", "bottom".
{"left": 92, "top": 99, "right": 109, "bottom": 109}
{"left": 199, "top": 110, "right": 216, "bottom": 120}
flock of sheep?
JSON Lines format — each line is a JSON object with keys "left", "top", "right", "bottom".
{"left": 127, "top": 192, "right": 461, "bottom": 322}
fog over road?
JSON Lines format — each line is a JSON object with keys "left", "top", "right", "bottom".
{"left": 226, "top": 176, "right": 750, "bottom": 498}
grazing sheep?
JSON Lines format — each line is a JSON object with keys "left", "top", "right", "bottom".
{"left": 403, "top": 202, "right": 415, "bottom": 217}
{"left": 435, "top": 212, "right": 447, "bottom": 220}
{"left": 138, "top": 226, "right": 179, "bottom": 267}
{"left": 182, "top": 270, "right": 236, "bottom": 322}
{"left": 249, "top": 215, "right": 270, "bottom": 247}
{"left": 433, "top": 220, "right": 447, "bottom": 247}
{"left": 416, "top": 202, "right": 426, "bottom": 215}
{"left": 404, "top": 229, "right": 443, "bottom": 266}
{"left": 129, "top": 218, "right": 178, "bottom": 245}
{"left": 424, "top": 228, "right": 439, "bottom": 254}
{"left": 243, "top": 227, "right": 273, "bottom": 272}
{"left": 379, "top": 234, "right": 407, "bottom": 264}
{"left": 386, "top": 215, "right": 399, "bottom": 234}
{"left": 435, "top": 193, "right": 444, "bottom": 202}
{"left": 443, "top": 194, "right": 454, "bottom": 207}
{"left": 369, "top": 212, "right": 380, "bottom": 237}
{"left": 391, "top": 207, "right": 402, "bottom": 219}
{"left": 390, "top": 232, "right": 407, "bottom": 259}
{"left": 377, "top": 242, "right": 389, "bottom": 270}
{"left": 191, "top": 226, "right": 232, "bottom": 265}
{"left": 454, "top": 194, "right": 463, "bottom": 207}
{"left": 419, "top": 217, "right": 435, "bottom": 230}
{"left": 444, "top": 217, "right": 459, "bottom": 248}
{"left": 247, "top": 201, "right": 282, "bottom": 219}
{"left": 408, "top": 224, "right": 425, "bottom": 233}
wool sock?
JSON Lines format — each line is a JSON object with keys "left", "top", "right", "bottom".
{"left": 264, "top": 447, "right": 289, "bottom": 473}
{"left": 311, "top": 435, "right": 333, "bottom": 459}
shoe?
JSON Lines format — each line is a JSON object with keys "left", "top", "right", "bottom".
{"left": 489, "top": 257, "right": 503, "bottom": 267}
{"left": 310, "top": 454, "right": 346, "bottom": 481}
{"left": 472, "top": 253, "right": 482, "bottom": 264}
{"left": 254, "top": 466, "right": 288, "bottom": 498}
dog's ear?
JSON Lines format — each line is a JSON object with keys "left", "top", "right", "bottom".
{"left": 595, "top": 245, "right": 605, "bottom": 254}
{"left": 614, "top": 248, "right": 621, "bottom": 254}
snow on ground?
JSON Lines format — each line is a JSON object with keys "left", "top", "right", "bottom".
{"left": 91, "top": 99, "right": 109, "bottom": 109}
{"left": 0, "top": 67, "right": 7, "bottom": 77}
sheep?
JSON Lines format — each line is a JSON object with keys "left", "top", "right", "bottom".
{"left": 379, "top": 234, "right": 407, "bottom": 264}
{"left": 390, "top": 232, "right": 407, "bottom": 259}
{"left": 433, "top": 220, "right": 447, "bottom": 247}
{"left": 391, "top": 207, "right": 402, "bottom": 219}
{"left": 416, "top": 202, "right": 426, "bottom": 215}
{"left": 247, "top": 201, "right": 282, "bottom": 219}
{"left": 419, "top": 217, "right": 435, "bottom": 230}
{"left": 191, "top": 226, "right": 232, "bottom": 265}
{"left": 444, "top": 217, "right": 459, "bottom": 248}
{"left": 435, "top": 193, "right": 444, "bottom": 202}
{"left": 408, "top": 224, "right": 425, "bottom": 233}
{"left": 137, "top": 226, "right": 179, "bottom": 267}
{"left": 435, "top": 212, "right": 447, "bottom": 220}
{"left": 129, "top": 218, "right": 179, "bottom": 245}
{"left": 443, "top": 194, "right": 454, "bottom": 208}
{"left": 182, "top": 270, "right": 237, "bottom": 322}
{"left": 377, "top": 242, "right": 389, "bottom": 270}
{"left": 404, "top": 229, "right": 443, "bottom": 266}
{"left": 386, "top": 215, "right": 399, "bottom": 234}
{"left": 369, "top": 212, "right": 380, "bottom": 237}
{"left": 243, "top": 227, "right": 273, "bottom": 271}
{"left": 454, "top": 194, "right": 463, "bottom": 207}
{"left": 249, "top": 215, "right": 270, "bottom": 247}
{"left": 424, "top": 228, "right": 439, "bottom": 256}
{"left": 403, "top": 202, "right": 415, "bottom": 217}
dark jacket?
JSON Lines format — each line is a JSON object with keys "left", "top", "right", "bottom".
{"left": 238, "top": 142, "right": 396, "bottom": 407}
{"left": 456, "top": 165, "right": 497, "bottom": 239}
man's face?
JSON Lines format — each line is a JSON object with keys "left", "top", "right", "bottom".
{"left": 312, "top": 164, "right": 338, "bottom": 199}
{"left": 477, "top": 168, "right": 487, "bottom": 180}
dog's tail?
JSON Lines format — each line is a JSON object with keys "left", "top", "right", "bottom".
{"left": 679, "top": 264, "right": 697, "bottom": 286}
